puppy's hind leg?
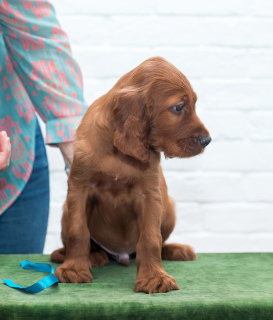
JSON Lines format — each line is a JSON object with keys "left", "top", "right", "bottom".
{"left": 51, "top": 246, "right": 110, "bottom": 267}
{"left": 162, "top": 243, "right": 197, "bottom": 261}
{"left": 89, "top": 240, "right": 109, "bottom": 267}
{"left": 51, "top": 247, "right": 66, "bottom": 263}
{"left": 90, "top": 250, "right": 109, "bottom": 267}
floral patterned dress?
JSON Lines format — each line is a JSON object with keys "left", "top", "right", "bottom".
{"left": 0, "top": 0, "right": 88, "bottom": 214}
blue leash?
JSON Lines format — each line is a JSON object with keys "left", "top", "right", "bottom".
{"left": 2, "top": 260, "right": 59, "bottom": 294}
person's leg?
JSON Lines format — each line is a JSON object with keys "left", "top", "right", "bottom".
{"left": 0, "top": 118, "right": 49, "bottom": 254}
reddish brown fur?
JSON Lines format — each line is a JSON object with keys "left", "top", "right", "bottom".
{"left": 51, "top": 57, "right": 210, "bottom": 293}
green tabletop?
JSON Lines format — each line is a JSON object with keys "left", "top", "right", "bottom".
{"left": 0, "top": 253, "right": 273, "bottom": 320}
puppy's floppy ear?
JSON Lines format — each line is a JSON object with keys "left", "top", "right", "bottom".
{"left": 113, "top": 87, "right": 150, "bottom": 162}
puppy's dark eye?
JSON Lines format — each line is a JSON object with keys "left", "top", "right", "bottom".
{"left": 172, "top": 105, "right": 184, "bottom": 113}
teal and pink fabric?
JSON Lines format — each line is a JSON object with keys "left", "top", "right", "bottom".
{"left": 0, "top": 0, "right": 88, "bottom": 214}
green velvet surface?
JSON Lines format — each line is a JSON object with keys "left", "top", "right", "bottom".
{"left": 0, "top": 253, "right": 273, "bottom": 319}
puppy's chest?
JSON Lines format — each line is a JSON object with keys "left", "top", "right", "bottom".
{"left": 89, "top": 172, "right": 140, "bottom": 197}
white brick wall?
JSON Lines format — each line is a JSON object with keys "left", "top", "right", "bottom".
{"left": 43, "top": 0, "right": 273, "bottom": 254}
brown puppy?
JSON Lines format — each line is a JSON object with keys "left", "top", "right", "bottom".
{"left": 51, "top": 57, "right": 211, "bottom": 294}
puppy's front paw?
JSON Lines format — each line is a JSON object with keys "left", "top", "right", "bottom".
{"left": 135, "top": 272, "right": 179, "bottom": 294}
{"left": 55, "top": 259, "right": 92, "bottom": 283}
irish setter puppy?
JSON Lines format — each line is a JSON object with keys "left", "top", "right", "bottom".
{"left": 51, "top": 57, "right": 211, "bottom": 294}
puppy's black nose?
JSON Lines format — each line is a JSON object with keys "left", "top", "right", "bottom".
{"left": 199, "top": 136, "right": 211, "bottom": 148}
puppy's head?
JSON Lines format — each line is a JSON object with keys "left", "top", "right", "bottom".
{"left": 112, "top": 57, "right": 211, "bottom": 162}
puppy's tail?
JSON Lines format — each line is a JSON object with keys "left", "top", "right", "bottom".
{"left": 50, "top": 247, "right": 66, "bottom": 263}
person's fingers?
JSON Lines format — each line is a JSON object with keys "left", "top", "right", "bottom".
{"left": 57, "top": 142, "right": 74, "bottom": 165}
{"left": 0, "top": 131, "right": 7, "bottom": 151}
{"left": 0, "top": 131, "right": 11, "bottom": 172}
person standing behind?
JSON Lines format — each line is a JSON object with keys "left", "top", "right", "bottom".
{"left": 0, "top": 0, "right": 88, "bottom": 253}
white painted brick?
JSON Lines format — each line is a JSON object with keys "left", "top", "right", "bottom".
{"left": 175, "top": 203, "right": 203, "bottom": 233}
{"left": 161, "top": 155, "right": 206, "bottom": 173}
{"left": 73, "top": 47, "right": 273, "bottom": 79}
{"left": 44, "top": 204, "right": 63, "bottom": 254}
{"left": 193, "top": 79, "right": 273, "bottom": 110}
{"left": 49, "top": 172, "right": 68, "bottom": 204}
{"left": 47, "top": 204, "right": 63, "bottom": 234}
{"left": 53, "top": 0, "right": 157, "bottom": 15}
{"left": 44, "top": 233, "right": 63, "bottom": 254}
{"left": 57, "top": 16, "right": 107, "bottom": 46}
{"left": 249, "top": 112, "right": 273, "bottom": 140}
{"left": 197, "top": 110, "right": 251, "bottom": 140}
{"left": 58, "top": 16, "right": 273, "bottom": 47}
{"left": 46, "top": 145, "right": 66, "bottom": 172}
{"left": 73, "top": 47, "right": 153, "bottom": 79}
{"left": 168, "top": 233, "right": 273, "bottom": 252}
{"left": 164, "top": 172, "right": 244, "bottom": 203}
{"left": 53, "top": 0, "right": 273, "bottom": 18}
{"left": 161, "top": 141, "right": 273, "bottom": 172}
{"left": 203, "top": 141, "right": 273, "bottom": 172}
{"left": 53, "top": 0, "right": 249, "bottom": 16}
{"left": 250, "top": 0, "right": 273, "bottom": 16}
{"left": 244, "top": 174, "right": 273, "bottom": 202}
{"left": 202, "top": 204, "right": 273, "bottom": 232}
{"left": 84, "top": 78, "right": 119, "bottom": 106}
{"left": 168, "top": 233, "right": 245, "bottom": 252}
{"left": 156, "top": 0, "right": 249, "bottom": 16}
{"left": 154, "top": 48, "right": 273, "bottom": 79}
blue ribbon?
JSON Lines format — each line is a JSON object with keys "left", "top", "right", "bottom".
{"left": 2, "top": 260, "right": 59, "bottom": 294}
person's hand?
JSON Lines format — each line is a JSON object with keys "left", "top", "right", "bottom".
{"left": 0, "top": 131, "right": 11, "bottom": 173}
{"left": 57, "top": 141, "right": 74, "bottom": 173}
